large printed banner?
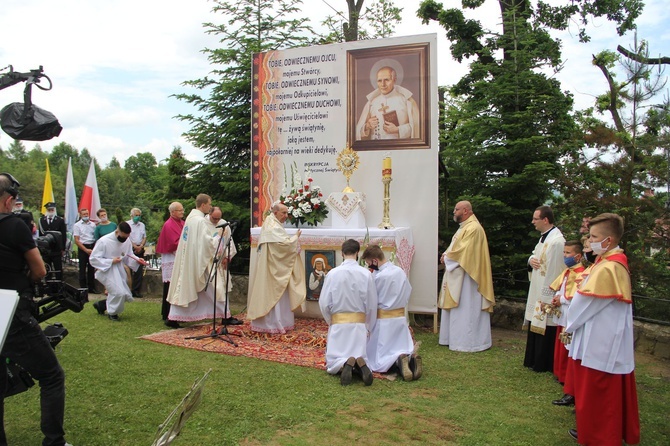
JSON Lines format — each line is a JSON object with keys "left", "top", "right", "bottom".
{"left": 251, "top": 34, "right": 438, "bottom": 313}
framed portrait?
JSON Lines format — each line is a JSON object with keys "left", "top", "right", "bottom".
{"left": 305, "top": 250, "right": 336, "bottom": 301}
{"left": 348, "top": 42, "right": 430, "bottom": 151}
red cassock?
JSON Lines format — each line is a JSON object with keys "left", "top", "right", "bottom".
{"left": 553, "top": 325, "right": 569, "bottom": 383}
{"left": 572, "top": 359, "right": 640, "bottom": 445}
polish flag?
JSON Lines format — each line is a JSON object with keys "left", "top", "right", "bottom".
{"left": 79, "top": 160, "right": 101, "bottom": 221}
{"left": 64, "top": 158, "right": 78, "bottom": 232}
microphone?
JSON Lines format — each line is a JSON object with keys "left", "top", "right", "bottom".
{"left": 216, "top": 221, "right": 230, "bottom": 229}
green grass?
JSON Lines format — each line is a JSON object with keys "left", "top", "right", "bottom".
{"left": 4, "top": 300, "right": 669, "bottom": 445}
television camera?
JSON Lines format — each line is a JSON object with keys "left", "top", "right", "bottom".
{"left": 5, "top": 226, "right": 88, "bottom": 397}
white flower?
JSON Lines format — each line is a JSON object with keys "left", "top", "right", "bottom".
{"left": 292, "top": 209, "right": 302, "bottom": 217}
{"left": 310, "top": 197, "right": 320, "bottom": 205}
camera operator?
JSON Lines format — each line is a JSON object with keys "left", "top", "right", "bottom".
{"left": 0, "top": 173, "right": 72, "bottom": 446}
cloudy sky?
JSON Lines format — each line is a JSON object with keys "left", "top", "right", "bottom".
{"left": 1, "top": 0, "right": 668, "bottom": 167}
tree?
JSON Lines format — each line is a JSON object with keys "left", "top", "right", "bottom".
{"left": 320, "top": 0, "right": 402, "bottom": 43}
{"left": 555, "top": 37, "right": 670, "bottom": 317}
{"left": 173, "top": 0, "right": 316, "bottom": 269}
{"left": 418, "top": 0, "right": 644, "bottom": 297}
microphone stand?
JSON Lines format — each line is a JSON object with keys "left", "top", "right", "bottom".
{"left": 186, "top": 222, "right": 240, "bottom": 346}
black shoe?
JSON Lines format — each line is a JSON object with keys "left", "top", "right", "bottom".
{"left": 221, "top": 317, "right": 243, "bottom": 326}
{"left": 355, "top": 357, "right": 373, "bottom": 386}
{"left": 552, "top": 394, "right": 575, "bottom": 406}
{"left": 409, "top": 354, "right": 423, "bottom": 380}
{"left": 88, "top": 288, "right": 98, "bottom": 294}
{"left": 108, "top": 314, "right": 120, "bottom": 322}
{"left": 396, "top": 354, "right": 413, "bottom": 381}
{"left": 340, "top": 357, "right": 355, "bottom": 386}
{"left": 568, "top": 428, "right": 578, "bottom": 441}
{"left": 93, "top": 300, "right": 106, "bottom": 315}
{"left": 164, "top": 320, "right": 181, "bottom": 329}
{"left": 132, "top": 293, "right": 143, "bottom": 298}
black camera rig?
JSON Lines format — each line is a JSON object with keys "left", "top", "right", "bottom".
{"left": 4, "top": 229, "right": 88, "bottom": 397}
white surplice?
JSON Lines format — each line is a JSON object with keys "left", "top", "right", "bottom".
{"left": 355, "top": 85, "right": 420, "bottom": 140}
{"left": 89, "top": 232, "right": 134, "bottom": 315}
{"left": 319, "top": 259, "right": 378, "bottom": 374}
{"left": 366, "top": 262, "right": 413, "bottom": 372}
{"left": 525, "top": 227, "right": 566, "bottom": 324}
{"left": 566, "top": 275, "right": 635, "bottom": 374}
{"left": 439, "top": 258, "right": 492, "bottom": 352}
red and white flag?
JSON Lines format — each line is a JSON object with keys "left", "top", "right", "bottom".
{"left": 79, "top": 160, "right": 101, "bottom": 221}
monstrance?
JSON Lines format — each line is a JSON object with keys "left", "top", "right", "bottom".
{"left": 336, "top": 145, "right": 360, "bottom": 193}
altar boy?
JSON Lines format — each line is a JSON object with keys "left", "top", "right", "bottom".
{"left": 564, "top": 213, "right": 639, "bottom": 445}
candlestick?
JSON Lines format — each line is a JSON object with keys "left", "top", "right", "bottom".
{"left": 378, "top": 160, "right": 394, "bottom": 229}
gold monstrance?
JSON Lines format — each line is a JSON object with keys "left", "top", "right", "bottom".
{"left": 336, "top": 145, "right": 360, "bottom": 193}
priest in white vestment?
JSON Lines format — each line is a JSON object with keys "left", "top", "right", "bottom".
{"left": 167, "top": 194, "right": 231, "bottom": 322}
{"left": 438, "top": 201, "right": 495, "bottom": 352}
{"left": 319, "top": 239, "right": 377, "bottom": 385}
{"left": 524, "top": 205, "right": 566, "bottom": 372}
{"left": 90, "top": 221, "right": 146, "bottom": 321}
{"left": 247, "top": 203, "right": 305, "bottom": 333}
{"left": 355, "top": 66, "right": 420, "bottom": 141}
{"left": 361, "top": 245, "right": 421, "bottom": 380}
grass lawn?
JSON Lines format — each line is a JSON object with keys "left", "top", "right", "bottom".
{"left": 4, "top": 299, "right": 669, "bottom": 445}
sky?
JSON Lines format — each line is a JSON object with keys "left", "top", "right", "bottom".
{"left": 1, "top": 0, "right": 668, "bottom": 167}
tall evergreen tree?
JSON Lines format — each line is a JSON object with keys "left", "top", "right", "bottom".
{"left": 418, "top": 0, "right": 643, "bottom": 297}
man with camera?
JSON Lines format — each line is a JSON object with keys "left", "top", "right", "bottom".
{"left": 0, "top": 172, "right": 72, "bottom": 446}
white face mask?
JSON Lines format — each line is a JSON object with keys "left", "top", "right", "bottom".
{"left": 590, "top": 237, "right": 610, "bottom": 255}
{"left": 47, "top": 211, "right": 56, "bottom": 218}
{"left": 100, "top": 216, "right": 108, "bottom": 222}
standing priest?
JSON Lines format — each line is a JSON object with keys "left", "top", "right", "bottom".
{"left": 247, "top": 202, "right": 306, "bottom": 333}
{"left": 524, "top": 205, "right": 565, "bottom": 372}
{"left": 438, "top": 201, "right": 495, "bottom": 352}
{"left": 167, "top": 194, "right": 231, "bottom": 322}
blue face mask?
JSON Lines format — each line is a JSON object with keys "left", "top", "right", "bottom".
{"left": 564, "top": 256, "right": 579, "bottom": 268}
{"left": 82, "top": 217, "right": 89, "bottom": 222}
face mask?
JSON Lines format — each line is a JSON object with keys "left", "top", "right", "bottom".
{"left": 584, "top": 251, "right": 597, "bottom": 264}
{"left": 564, "top": 256, "right": 579, "bottom": 268}
{"left": 367, "top": 262, "right": 379, "bottom": 271}
{"left": 590, "top": 237, "right": 610, "bottom": 255}
{"left": 100, "top": 216, "right": 108, "bottom": 222}
{"left": 82, "top": 217, "right": 89, "bottom": 222}
{"left": 47, "top": 211, "right": 56, "bottom": 218}
{"left": 132, "top": 216, "right": 141, "bottom": 223}
{"left": 117, "top": 236, "right": 128, "bottom": 243}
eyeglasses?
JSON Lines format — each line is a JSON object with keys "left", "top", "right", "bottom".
{"left": 0, "top": 172, "right": 20, "bottom": 198}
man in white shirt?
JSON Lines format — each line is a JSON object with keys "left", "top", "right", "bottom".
{"left": 126, "top": 207, "right": 146, "bottom": 297}
{"left": 361, "top": 245, "right": 421, "bottom": 381}
{"left": 72, "top": 208, "right": 97, "bottom": 293}
{"left": 319, "top": 239, "right": 377, "bottom": 386}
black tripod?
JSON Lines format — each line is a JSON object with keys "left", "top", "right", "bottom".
{"left": 186, "top": 221, "right": 240, "bottom": 346}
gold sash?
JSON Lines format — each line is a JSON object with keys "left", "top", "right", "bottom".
{"left": 331, "top": 312, "right": 366, "bottom": 324}
{"left": 377, "top": 308, "right": 405, "bottom": 319}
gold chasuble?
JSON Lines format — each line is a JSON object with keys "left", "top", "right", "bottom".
{"left": 439, "top": 214, "right": 495, "bottom": 313}
{"left": 247, "top": 213, "right": 306, "bottom": 320}
{"left": 578, "top": 249, "right": 632, "bottom": 303}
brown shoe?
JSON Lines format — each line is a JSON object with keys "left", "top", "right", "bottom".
{"left": 340, "top": 357, "right": 355, "bottom": 386}
{"left": 397, "top": 354, "right": 413, "bottom": 381}
{"left": 410, "top": 354, "right": 423, "bottom": 380}
{"left": 355, "top": 357, "right": 373, "bottom": 386}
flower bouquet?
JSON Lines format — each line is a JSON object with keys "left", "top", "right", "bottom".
{"left": 279, "top": 164, "right": 329, "bottom": 227}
